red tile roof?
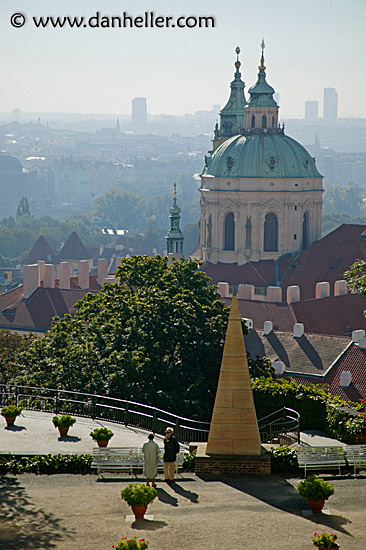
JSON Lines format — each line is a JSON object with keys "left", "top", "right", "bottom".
{"left": 201, "top": 260, "right": 275, "bottom": 286}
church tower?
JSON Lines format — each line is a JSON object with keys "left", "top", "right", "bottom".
{"left": 199, "top": 43, "right": 323, "bottom": 266}
{"left": 166, "top": 183, "right": 184, "bottom": 258}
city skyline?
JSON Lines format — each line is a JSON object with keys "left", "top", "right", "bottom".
{"left": 0, "top": 0, "right": 365, "bottom": 118}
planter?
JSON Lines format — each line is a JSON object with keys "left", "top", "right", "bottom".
{"left": 58, "top": 426, "right": 70, "bottom": 437}
{"left": 307, "top": 498, "right": 325, "bottom": 514}
{"left": 131, "top": 505, "right": 147, "bottom": 519}
{"left": 97, "top": 440, "right": 109, "bottom": 448}
{"left": 5, "top": 416, "right": 16, "bottom": 427}
{"left": 356, "top": 432, "right": 366, "bottom": 443}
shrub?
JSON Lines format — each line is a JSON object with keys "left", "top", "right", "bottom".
{"left": 90, "top": 427, "right": 114, "bottom": 442}
{"left": 182, "top": 449, "right": 196, "bottom": 472}
{"left": 121, "top": 484, "right": 157, "bottom": 506}
{"left": 297, "top": 475, "right": 334, "bottom": 501}
{"left": 267, "top": 446, "right": 299, "bottom": 474}
{"left": 312, "top": 532, "right": 338, "bottom": 549}
{"left": 114, "top": 538, "right": 149, "bottom": 550}
{"left": 52, "top": 414, "right": 76, "bottom": 428}
{"left": 0, "top": 454, "right": 92, "bottom": 474}
{"left": 1, "top": 405, "right": 22, "bottom": 417}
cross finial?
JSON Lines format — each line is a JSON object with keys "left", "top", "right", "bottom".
{"left": 235, "top": 46, "right": 240, "bottom": 61}
{"left": 259, "top": 38, "right": 266, "bottom": 70}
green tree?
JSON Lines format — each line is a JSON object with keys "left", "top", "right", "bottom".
{"left": 0, "top": 330, "right": 33, "bottom": 382}
{"left": 91, "top": 188, "right": 145, "bottom": 231}
{"left": 16, "top": 196, "right": 31, "bottom": 218}
{"left": 12, "top": 256, "right": 229, "bottom": 419}
{"left": 344, "top": 259, "right": 366, "bottom": 305}
{"left": 323, "top": 182, "right": 365, "bottom": 216}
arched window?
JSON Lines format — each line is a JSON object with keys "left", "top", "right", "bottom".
{"left": 262, "top": 115, "right": 267, "bottom": 128}
{"left": 272, "top": 116, "right": 275, "bottom": 128}
{"left": 264, "top": 213, "right": 278, "bottom": 251}
{"left": 302, "top": 212, "right": 308, "bottom": 250}
{"left": 251, "top": 115, "right": 255, "bottom": 128}
{"left": 224, "top": 212, "right": 235, "bottom": 251}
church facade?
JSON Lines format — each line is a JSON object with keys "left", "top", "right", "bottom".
{"left": 199, "top": 44, "right": 323, "bottom": 265}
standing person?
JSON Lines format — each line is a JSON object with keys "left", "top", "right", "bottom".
{"left": 163, "top": 426, "right": 180, "bottom": 484}
{"left": 142, "top": 433, "right": 160, "bottom": 487}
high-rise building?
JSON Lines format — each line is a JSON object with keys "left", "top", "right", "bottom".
{"left": 323, "top": 88, "right": 338, "bottom": 121}
{"left": 305, "top": 100, "right": 318, "bottom": 120}
{"left": 132, "top": 97, "right": 147, "bottom": 134}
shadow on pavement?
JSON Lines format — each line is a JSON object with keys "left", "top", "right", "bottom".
{"left": 0, "top": 475, "right": 68, "bottom": 550}
{"left": 169, "top": 482, "right": 199, "bottom": 503}
{"left": 57, "top": 435, "right": 81, "bottom": 442}
{"left": 131, "top": 518, "right": 167, "bottom": 530}
{"left": 4, "top": 425, "right": 26, "bottom": 432}
{"left": 156, "top": 488, "right": 178, "bottom": 507}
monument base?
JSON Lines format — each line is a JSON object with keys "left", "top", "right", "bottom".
{"left": 193, "top": 443, "right": 271, "bottom": 475}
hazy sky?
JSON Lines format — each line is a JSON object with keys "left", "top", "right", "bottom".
{"left": 1, "top": 0, "right": 365, "bottom": 118}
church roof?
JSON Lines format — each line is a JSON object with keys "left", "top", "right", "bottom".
{"left": 203, "top": 133, "right": 322, "bottom": 178}
{"left": 21, "top": 235, "right": 57, "bottom": 265}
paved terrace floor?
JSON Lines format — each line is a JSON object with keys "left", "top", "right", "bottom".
{"left": 1, "top": 411, "right": 365, "bottom": 550}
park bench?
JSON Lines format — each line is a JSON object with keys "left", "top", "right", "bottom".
{"left": 297, "top": 446, "right": 346, "bottom": 476}
{"left": 345, "top": 445, "right": 366, "bottom": 475}
{"left": 92, "top": 446, "right": 185, "bottom": 478}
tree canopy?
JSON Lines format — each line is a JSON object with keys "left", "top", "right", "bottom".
{"left": 11, "top": 256, "right": 229, "bottom": 419}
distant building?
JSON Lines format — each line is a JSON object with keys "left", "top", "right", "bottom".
{"left": 323, "top": 88, "right": 338, "bottom": 121}
{"left": 132, "top": 97, "right": 147, "bottom": 134}
{"left": 305, "top": 100, "right": 318, "bottom": 120}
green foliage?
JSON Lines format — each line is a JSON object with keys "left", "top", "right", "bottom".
{"left": 16, "top": 196, "right": 31, "bottom": 218}
{"left": 344, "top": 258, "right": 366, "bottom": 297}
{"left": 89, "top": 427, "right": 114, "bottom": 441}
{"left": 1, "top": 405, "right": 22, "bottom": 417}
{"left": 12, "top": 256, "right": 228, "bottom": 420}
{"left": 115, "top": 537, "right": 149, "bottom": 550}
{"left": 312, "top": 532, "right": 338, "bottom": 549}
{"left": 0, "top": 454, "right": 92, "bottom": 475}
{"left": 247, "top": 353, "right": 275, "bottom": 379}
{"left": 322, "top": 212, "right": 366, "bottom": 237}
{"left": 121, "top": 483, "right": 157, "bottom": 506}
{"left": 0, "top": 329, "right": 33, "bottom": 382}
{"left": 297, "top": 475, "right": 334, "bottom": 501}
{"left": 266, "top": 446, "right": 298, "bottom": 474}
{"left": 323, "top": 182, "right": 365, "bottom": 217}
{"left": 52, "top": 414, "right": 76, "bottom": 428}
{"left": 91, "top": 187, "right": 145, "bottom": 231}
{"left": 182, "top": 449, "right": 197, "bottom": 472}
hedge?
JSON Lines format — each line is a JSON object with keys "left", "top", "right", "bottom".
{"left": 0, "top": 454, "right": 92, "bottom": 475}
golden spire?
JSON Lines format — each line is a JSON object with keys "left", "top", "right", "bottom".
{"left": 259, "top": 38, "right": 266, "bottom": 70}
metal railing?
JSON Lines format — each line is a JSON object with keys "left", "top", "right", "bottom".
{"left": 0, "top": 385, "right": 300, "bottom": 445}
{"left": 0, "top": 384, "right": 210, "bottom": 444}
{"left": 258, "top": 407, "right": 300, "bottom": 444}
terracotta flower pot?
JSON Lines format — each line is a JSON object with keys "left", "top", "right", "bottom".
{"left": 307, "top": 498, "right": 325, "bottom": 514}
{"left": 5, "top": 416, "right": 16, "bottom": 427}
{"left": 58, "top": 426, "right": 69, "bottom": 437}
{"left": 131, "top": 505, "right": 147, "bottom": 519}
{"left": 97, "top": 440, "right": 109, "bottom": 447}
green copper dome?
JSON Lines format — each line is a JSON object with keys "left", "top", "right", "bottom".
{"left": 203, "top": 134, "right": 322, "bottom": 179}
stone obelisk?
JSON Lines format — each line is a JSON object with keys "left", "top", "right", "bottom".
{"left": 205, "top": 293, "right": 261, "bottom": 456}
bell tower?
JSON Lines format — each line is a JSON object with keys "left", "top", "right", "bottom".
{"left": 166, "top": 183, "right": 184, "bottom": 258}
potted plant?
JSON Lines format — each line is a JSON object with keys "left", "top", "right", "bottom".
{"left": 52, "top": 414, "right": 76, "bottom": 437}
{"left": 312, "top": 532, "right": 339, "bottom": 549}
{"left": 297, "top": 475, "right": 334, "bottom": 514}
{"left": 1, "top": 405, "right": 22, "bottom": 427}
{"left": 113, "top": 537, "right": 149, "bottom": 549}
{"left": 121, "top": 483, "right": 157, "bottom": 520}
{"left": 90, "top": 427, "right": 114, "bottom": 447}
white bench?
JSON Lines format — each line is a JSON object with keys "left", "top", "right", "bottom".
{"left": 345, "top": 445, "right": 366, "bottom": 475}
{"left": 92, "top": 447, "right": 185, "bottom": 478}
{"left": 297, "top": 446, "right": 346, "bottom": 476}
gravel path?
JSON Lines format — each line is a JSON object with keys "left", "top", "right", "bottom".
{"left": 1, "top": 473, "right": 365, "bottom": 550}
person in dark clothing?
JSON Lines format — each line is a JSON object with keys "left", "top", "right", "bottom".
{"left": 163, "top": 426, "right": 180, "bottom": 483}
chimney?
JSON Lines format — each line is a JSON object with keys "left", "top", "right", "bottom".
{"left": 59, "top": 262, "right": 71, "bottom": 290}
{"left": 272, "top": 359, "right": 285, "bottom": 376}
{"left": 293, "top": 323, "right": 304, "bottom": 338}
{"left": 97, "top": 258, "right": 108, "bottom": 286}
{"left": 287, "top": 285, "right": 300, "bottom": 303}
{"left": 315, "top": 281, "right": 330, "bottom": 299}
{"left": 217, "top": 282, "right": 229, "bottom": 298}
{"left": 263, "top": 321, "right": 273, "bottom": 335}
{"left": 43, "top": 264, "right": 55, "bottom": 288}
{"left": 23, "top": 264, "right": 39, "bottom": 299}
{"left": 37, "top": 260, "right": 45, "bottom": 286}
{"left": 99, "top": 244, "right": 104, "bottom": 256}
{"left": 334, "top": 280, "right": 347, "bottom": 296}
{"left": 266, "top": 286, "right": 282, "bottom": 303}
{"left": 359, "top": 337, "right": 366, "bottom": 350}
{"left": 238, "top": 284, "right": 254, "bottom": 300}
{"left": 78, "top": 260, "right": 89, "bottom": 290}
{"left": 352, "top": 330, "right": 366, "bottom": 343}
{"left": 339, "top": 371, "right": 352, "bottom": 388}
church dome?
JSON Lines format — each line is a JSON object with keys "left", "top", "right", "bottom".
{"left": 203, "top": 133, "right": 322, "bottom": 179}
